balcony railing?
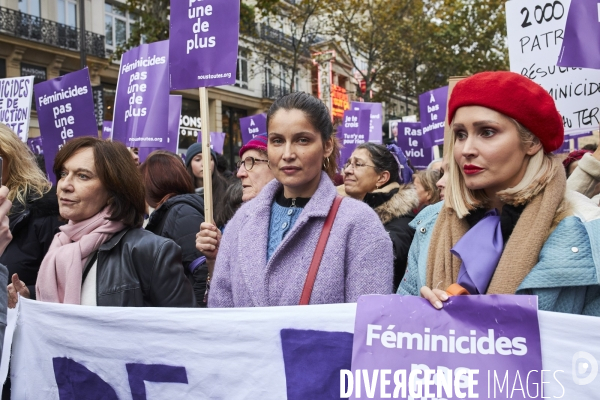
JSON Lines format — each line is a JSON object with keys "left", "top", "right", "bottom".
{"left": 0, "top": 6, "right": 106, "bottom": 59}
{"left": 258, "top": 24, "right": 323, "bottom": 56}
{"left": 263, "top": 83, "right": 290, "bottom": 99}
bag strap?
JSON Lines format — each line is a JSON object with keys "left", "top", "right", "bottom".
{"left": 299, "top": 195, "right": 343, "bottom": 305}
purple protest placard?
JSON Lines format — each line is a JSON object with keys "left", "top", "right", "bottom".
{"left": 210, "top": 132, "right": 225, "bottom": 154}
{"left": 34, "top": 68, "right": 97, "bottom": 183}
{"left": 394, "top": 121, "right": 433, "bottom": 170}
{"left": 557, "top": 0, "right": 600, "bottom": 69}
{"left": 240, "top": 114, "right": 267, "bottom": 145}
{"left": 340, "top": 109, "right": 370, "bottom": 166}
{"left": 0, "top": 76, "right": 34, "bottom": 141}
{"left": 348, "top": 295, "right": 542, "bottom": 400}
{"left": 169, "top": 0, "right": 240, "bottom": 90}
{"left": 27, "top": 136, "right": 43, "bottom": 155}
{"left": 557, "top": 138, "right": 572, "bottom": 154}
{"left": 102, "top": 121, "right": 112, "bottom": 140}
{"left": 351, "top": 102, "right": 382, "bottom": 143}
{"left": 419, "top": 86, "right": 448, "bottom": 145}
{"left": 112, "top": 40, "right": 169, "bottom": 148}
{"left": 138, "top": 95, "right": 183, "bottom": 163}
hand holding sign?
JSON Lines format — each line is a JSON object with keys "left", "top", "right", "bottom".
{"left": 196, "top": 222, "right": 222, "bottom": 261}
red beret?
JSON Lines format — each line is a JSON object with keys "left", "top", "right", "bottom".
{"left": 447, "top": 71, "right": 564, "bottom": 153}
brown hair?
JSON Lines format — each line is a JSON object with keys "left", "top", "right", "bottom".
{"left": 140, "top": 151, "right": 194, "bottom": 208}
{"left": 53, "top": 137, "right": 145, "bottom": 227}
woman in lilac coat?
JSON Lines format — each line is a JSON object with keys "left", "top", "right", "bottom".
{"left": 208, "top": 92, "right": 394, "bottom": 307}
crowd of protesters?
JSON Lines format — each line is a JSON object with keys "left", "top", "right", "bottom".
{"left": 1, "top": 72, "right": 600, "bottom": 335}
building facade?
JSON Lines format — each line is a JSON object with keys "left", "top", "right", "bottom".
{"left": 0, "top": 0, "right": 416, "bottom": 167}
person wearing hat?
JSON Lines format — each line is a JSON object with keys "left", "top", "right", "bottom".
{"left": 398, "top": 71, "right": 600, "bottom": 316}
{"left": 236, "top": 133, "right": 274, "bottom": 202}
{"left": 195, "top": 133, "right": 275, "bottom": 293}
{"left": 185, "top": 142, "right": 229, "bottom": 224}
{"left": 566, "top": 146, "right": 600, "bottom": 205}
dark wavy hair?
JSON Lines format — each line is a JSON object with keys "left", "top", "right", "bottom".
{"left": 266, "top": 92, "right": 340, "bottom": 179}
{"left": 53, "top": 137, "right": 145, "bottom": 227}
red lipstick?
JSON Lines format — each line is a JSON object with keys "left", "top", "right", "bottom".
{"left": 463, "top": 164, "right": 484, "bottom": 175}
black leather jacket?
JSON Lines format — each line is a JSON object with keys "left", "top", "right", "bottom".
{"left": 84, "top": 227, "right": 196, "bottom": 307}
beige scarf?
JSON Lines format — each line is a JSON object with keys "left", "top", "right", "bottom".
{"left": 426, "top": 158, "right": 568, "bottom": 294}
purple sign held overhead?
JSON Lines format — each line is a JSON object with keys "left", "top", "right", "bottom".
{"left": 348, "top": 295, "right": 542, "bottom": 400}
{"left": 102, "top": 121, "right": 112, "bottom": 140}
{"left": 351, "top": 101, "right": 382, "bottom": 143}
{"left": 240, "top": 114, "right": 267, "bottom": 145}
{"left": 27, "top": 136, "right": 43, "bottom": 155}
{"left": 210, "top": 132, "right": 225, "bottom": 154}
{"left": 339, "top": 109, "right": 370, "bottom": 167}
{"left": 112, "top": 40, "right": 169, "bottom": 148}
{"left": 138, "top": 95, "right": 183, "bottom": 163}
{"left": 557, "top": 0, "right": 600, "bottom": 69}
{"left": 169, "top": 0, "right": 240, "bottom": 90}
{"left": 394, "top": 121, "right": 433, "bottom": 170}
{"left": 34, "top": 68, "right": 97, "bottom": 183}
{"left": 419, "top": 86, "right": 448, "bottom": 145}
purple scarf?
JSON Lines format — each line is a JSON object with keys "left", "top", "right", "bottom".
{"left": 451, "top": 209, "right": 503, "bottom": 294}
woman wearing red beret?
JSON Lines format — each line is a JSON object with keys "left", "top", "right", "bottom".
{"left": 398, "top": 71, "right": 600, "bottom": 315}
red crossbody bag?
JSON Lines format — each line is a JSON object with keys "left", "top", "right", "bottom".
{"left": 299, "top": 195, "right": 343, "bottom": 305}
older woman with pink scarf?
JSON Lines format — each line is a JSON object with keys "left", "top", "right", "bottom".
{"left": 8, "top": 137, "right": 195, "bottom": 307}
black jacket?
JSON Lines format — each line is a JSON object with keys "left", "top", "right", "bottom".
{"left": 84, "top": 227, "right": 196, "bottom": 307}
{"left": 364, "top": 182, "right": 418, "bottom": 291}
{"left": 145, "top": 193, "right": 207, "bottom": 306}
{"left": 0, "top": 188, "right": 63, "bottom": 296}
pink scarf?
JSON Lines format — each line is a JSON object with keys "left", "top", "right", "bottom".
{"left": 36, "top": 208, "right": 126, "bottom": 304}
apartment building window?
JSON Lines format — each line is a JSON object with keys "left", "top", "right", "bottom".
{"left": 19, "top": 0, "right": 41, "bottom": 16}
{"left": 0, "top": 59, "right": 5, "bottom": 79}
{"left": 105, "top": 3, "right": 138, "bottom": 52}
{"left": 57, "top": 0, "right": 77, "bottom": 27}
{"left": 235, "top": 49, "right": 248, "bottom": 89}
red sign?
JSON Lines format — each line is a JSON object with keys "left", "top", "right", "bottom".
{"left": 331, "top": 84, "right": 350, "bottom": 118}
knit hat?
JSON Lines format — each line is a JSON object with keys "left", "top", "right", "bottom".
{"left": 185, "top": 142, "right": 217, "bottom": 168}
{"left": 447, "top": 71, "right": 564, "bottom": 153}
{"left": 239, "top": 133, "right": 268, "bottom": 158}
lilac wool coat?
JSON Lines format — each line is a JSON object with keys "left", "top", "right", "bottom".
{"left": 208, "top": 172, "right": 394, "bottom": 307}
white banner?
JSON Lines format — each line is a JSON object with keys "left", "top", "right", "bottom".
{"left": 506, "top": 0, "right": 600, "bottom": 136}
{"left": 0, "top": 76, "right": 34, "bottom": 142}
{"left": 4, "top": 298, "right": 600, "bottom": 398}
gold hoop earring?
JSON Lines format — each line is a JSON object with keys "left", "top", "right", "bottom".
{"left": 322, "top": 157, "right": 330, "bottom": 169}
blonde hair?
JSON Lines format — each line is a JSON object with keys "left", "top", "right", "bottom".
{"left": 446, "top": 118, "right": 556, "bottom": 218}
{"left": 0, "top": 124, "right": 51, "bottom": 207}
{"left": 414, "top": 169, "right": 442, "bottom": 205}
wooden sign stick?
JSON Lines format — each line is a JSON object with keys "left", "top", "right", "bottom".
{"left": 199, "top": 87, "right": 214, "bottom": 225}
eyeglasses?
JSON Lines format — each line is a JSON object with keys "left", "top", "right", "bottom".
{"left": 236, "top": 156, "right": 269, "bottom": 171}
{"left": 343, "top": 160, "right": 376, "bottom": 171}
